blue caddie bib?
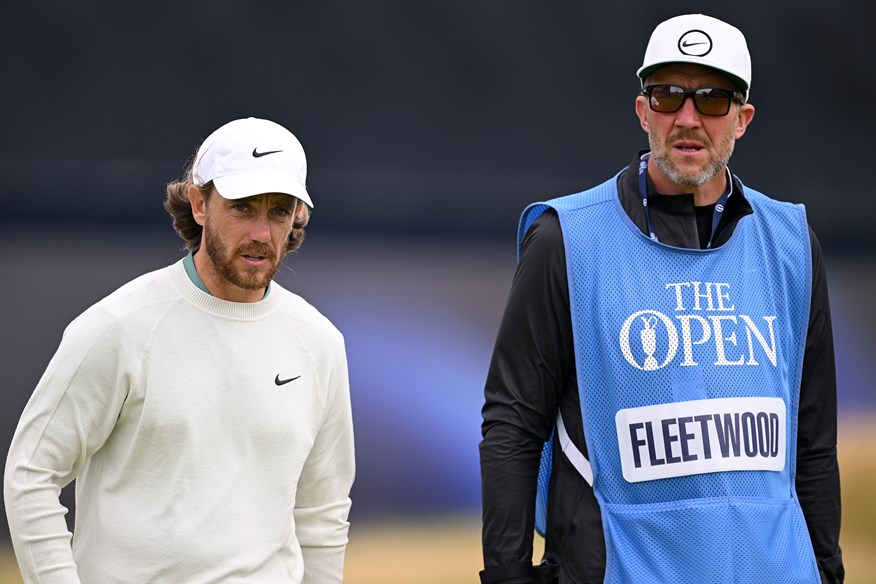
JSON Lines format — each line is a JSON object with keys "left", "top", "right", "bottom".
{"left": 523, "top": 172, "right": 820, "bottom": 583}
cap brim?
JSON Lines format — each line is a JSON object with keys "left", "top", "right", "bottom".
{"left": 637, "top": 60, "right": 749, "bottom": 95}
{"left": 213, "top": 171, "right": 313, "bottom": 207}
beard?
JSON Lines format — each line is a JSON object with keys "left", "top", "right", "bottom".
{"left": 203, "top": 221, "right": 286, "bottom": 291}
{"left": 649, "top": 126, "right": 736, "bottom": 187}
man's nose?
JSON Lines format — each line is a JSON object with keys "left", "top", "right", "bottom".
{"left": 250, "top": 214, "right": 272, "bottom": 243}
{"left": 674, "top": 96, "right": 703, "bottom": 127}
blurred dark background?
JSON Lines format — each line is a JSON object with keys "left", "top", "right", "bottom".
{"left": 1, "top": 0, "right": 874, "bottom": 553}
{"left": 3, "top": 1, "right": 874, "bottom": 247}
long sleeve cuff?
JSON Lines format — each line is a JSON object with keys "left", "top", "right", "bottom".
{"left": 300, "top": 544, "right": 347, "bottom": 584}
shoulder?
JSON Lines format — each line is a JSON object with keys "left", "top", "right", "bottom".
{"left": 737, "top": 182, "right": 809, "bottom": 233}
{"left": 271, "top": 285, "right": 345, "bottom": 344}
{"left": 738, "top": 182, "right": 804, "bottom": 214}
{"left": 271, "top": 287, "right": 349, "bottom": 380}
{"left": 71, "top": 263, "right": 176, "bottom": 322}
{"left": 57, "top": 264, "right": 181, "bottom": 366}
{"left": 521, "top": 209, "right": 564, "bottom": 261}
{"left": 521, "top": 172, "right": 625, "bottom": 253}
{"left": 97, "top": 264, "right": 179, "bottom": 312}
{"left": 519, "top": 173, "right": 623, "bottom": 246}
{"left": 77, "top": 265, "right": 179, "bottom": 332}
{"left": 540, "top": 176, "right": 620, "bottom": 216}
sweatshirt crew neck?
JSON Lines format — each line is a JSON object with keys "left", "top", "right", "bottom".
{"left": 170, "top": 258, "right": 280, "bottom": 320}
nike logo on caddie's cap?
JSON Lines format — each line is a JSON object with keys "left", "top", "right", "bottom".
{"left": 252, "top": 148, "right": 283, "bottom": 158}
{"left": 677, "top": 30, "right": 712, "bottom": 57}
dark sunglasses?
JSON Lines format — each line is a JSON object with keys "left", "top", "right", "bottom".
{"left": 642, "top": 84, "right": 745, "bottom": 117}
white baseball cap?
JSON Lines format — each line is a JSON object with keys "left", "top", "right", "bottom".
{"left": 192, "top": 117, "right": 313, "bottom": 207}
{"left": 637, "top": 14, "right": 752, "bottom": 99}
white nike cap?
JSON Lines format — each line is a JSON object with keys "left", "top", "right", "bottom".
{"left": 192, "top": 117, "right": 313, "bottom": 207}
{"left": 637, "top": 14, "right": 752, "bottom": 99}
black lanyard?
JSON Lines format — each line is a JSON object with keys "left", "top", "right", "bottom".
{"left": 637, "top": 152, "right": 731, "bottom": 249}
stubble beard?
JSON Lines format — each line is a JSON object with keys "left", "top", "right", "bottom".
{"left": 649, "top": 126, "right": 736, "bottom": 187}
{"left": 203, "top": 222, "right": 286, "bottom": 291}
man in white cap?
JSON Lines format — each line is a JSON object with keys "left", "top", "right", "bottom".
{"left": 481, "top": 14, "right": 843, "bottom": 584}
{"left": 5, "top": 118, "right": 355, "bottom": 583}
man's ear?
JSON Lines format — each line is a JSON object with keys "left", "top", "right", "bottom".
{"left": 188, "top": 184, "right": 208, "bottom": 227}
{"left": 295, "top": 200, "right": 309, "bottom": 223}
{"left": 635, "top": 96, "right": 650, "bottom": 132}
{"left": 735, "top": 103, "right": 756, "bottom": 140}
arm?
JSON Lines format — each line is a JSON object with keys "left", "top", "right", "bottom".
{"left": 480, "top": 211, "right": 572, "bottom": 584}
{"left": 294, "top": 333, "right": 355, "bottom": 584}
{"left": 796, "top": 228, "right": 844, "bottom": 583}
{"left": 3, "top": 308, "right": 129, "bottom": 584}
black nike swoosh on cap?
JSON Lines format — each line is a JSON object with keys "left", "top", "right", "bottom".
{"left": 252, "top": 148, "right": 283, "bottom": 158}
{"left": 681, "top": 40, "right": 708, "bottom": 47}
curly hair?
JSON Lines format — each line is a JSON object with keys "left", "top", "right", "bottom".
{"left": 164, "top": 159, "right": 310, "bottom": 255}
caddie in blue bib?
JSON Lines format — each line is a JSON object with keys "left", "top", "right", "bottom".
{"left": 524, "top": 171, "right": 821, "bottom": 583}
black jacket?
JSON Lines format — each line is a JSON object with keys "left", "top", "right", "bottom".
{"left": 480, "top": 153, "right": 844, "bottom": 584}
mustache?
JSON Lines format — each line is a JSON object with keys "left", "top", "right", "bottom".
{"left": 236, "top": 243, "right": 275, "bottom": 259}
{"left": 668, "top": 130, "right": 709, "bottom": 144}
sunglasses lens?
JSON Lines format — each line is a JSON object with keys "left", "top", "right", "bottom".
{"left": 647, "top": 85, "right": 736, "bottom": 116}
{"left": 649, "top": 86, "right": 684, "bottom": 112}
{"left": 694, "top": 88, "right": 732, "bottom": 116}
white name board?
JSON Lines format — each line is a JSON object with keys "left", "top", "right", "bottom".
{"left": 615, "top": 397, "right": 786, "bottom": 483}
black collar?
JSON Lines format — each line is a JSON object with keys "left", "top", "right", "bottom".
{"left": 616, "top": 150, "right": 753, "bottom": 249}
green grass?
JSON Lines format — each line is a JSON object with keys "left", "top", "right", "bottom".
{"left": 1, "top": 418, "right": 872, "bottom": 583}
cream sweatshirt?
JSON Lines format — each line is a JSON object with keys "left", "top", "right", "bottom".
{"left": 4, "top": 259, "right": 355, "bottom": 583}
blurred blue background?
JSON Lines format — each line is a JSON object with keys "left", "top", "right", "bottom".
{"left": 1, "top": 0, "right": 874, "bottom": 542}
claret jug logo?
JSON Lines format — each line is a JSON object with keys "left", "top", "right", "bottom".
{"left": 619, "top": 281, "right": 777, "bottom": 371}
